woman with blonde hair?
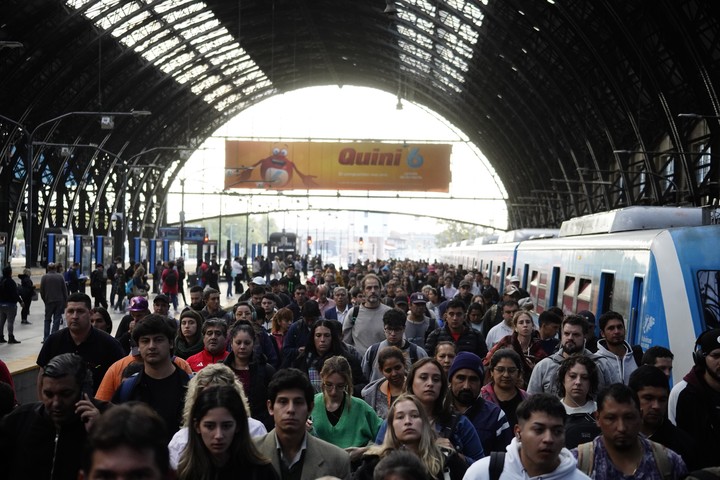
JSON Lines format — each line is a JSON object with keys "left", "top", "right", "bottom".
{"left": 310, "top": 356, "right": 382, "bottom": 463}
{"left": 176, "top": 385, "right": 277, "bottom": 480}
{"left": 168, "top": 363, "right": 266, "bottom": 469}
{"left": 355, "top": 394, "right": 467, "bottom": 480}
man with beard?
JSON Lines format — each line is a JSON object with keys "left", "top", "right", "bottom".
{"left": 669, "top": 328, "right": 720, "bottom": 468}
{"left": 528, "top": 315, "right": 615, "bottom": 396}
{"left": 629, "top": 366, "right": 698, "bottom": 470}
{"left": 573, "top": 384, "right": 687, "bottom": 478}
{"left": 185, "top": 285, "right": 205, "bottom": 312}
{"left": 448, "top": 352, "right": 513, "bottom": 454}
{"left": 341, "top": 274, "right": 392, "bottom": 355}
{"left": 595, "top": 311, "right": 637, "bottom": 384}
{"left": 0, "top": 353, "right": 108, "bottom": 480}
{"left": 455, "top": 279, "right": 474, "bottom": 307}
{"left": 185, "top": 319, "right": 230, "bottom": 372}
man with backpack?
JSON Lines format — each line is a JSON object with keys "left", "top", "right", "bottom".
{"left": 572, "top": 383, "right": 687, "bottom": 479}
{"left": 160, "top": 261, "right": 179, "bottom": 312}
{"left": 464, "top": 394, "right": 590, "bottom": 480}
{"left": 361, "top": 309, "right": 428, "bottom": 383}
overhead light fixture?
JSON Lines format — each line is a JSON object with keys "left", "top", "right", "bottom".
{"left": 384, "top": 0, "right": 397, "bottom": 15}
{"left": 60, "top": 147, "right": 71, "bottom": 157}
{"left": 100, "top": 115, "right": 115, "bottom": 129}
{"left": 0, "top": 41, "right": 23, "bottom": 50}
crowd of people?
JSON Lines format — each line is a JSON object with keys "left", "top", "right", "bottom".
{"left": 0, "top": 257, "right": 719, "bottom": 479}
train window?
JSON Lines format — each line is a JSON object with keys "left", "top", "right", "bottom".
{"left": 521, "top": 264, "right": 530, "bottom": 290}
{"left": 598, "top": 272, "right": 615, "bottom": 314}
{"left": 697, "top": 270, "right": 720, "bottom": 330}
{"left": 563, "top": 276, "right": 576, "bottom": 316}
{"left": 576, "top": 278, "right": 592, "bottom": 314}
{"left": 549, "top": 267, "right": 560, "bottom": 308}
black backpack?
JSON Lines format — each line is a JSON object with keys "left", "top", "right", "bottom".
{"left": 164, "top": 269, "right": 178, "bottom": 287}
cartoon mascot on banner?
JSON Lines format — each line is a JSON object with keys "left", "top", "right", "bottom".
{"left": 237, "top": 145, "right": 318, "bottom": 188}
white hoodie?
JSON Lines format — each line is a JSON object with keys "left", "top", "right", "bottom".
{"left": 463, "top": 437, "right": 590, "bottom": 480}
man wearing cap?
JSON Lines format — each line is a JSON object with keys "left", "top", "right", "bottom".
{"left": 272, "top": 277, "right": 293, "bottom": 307}
{"left": 40, "top": 262, "right": 69, "bottom": 341}
{"left": 456, "top": 279, "right": 475, "bottom": 307}
{"left": 448, "top": 352, "right": 513, "bottom": 454}
{"left": 282, "top": 299, "right": 322, "bottom": 362}
{"left": 669, "top": 328, "right": 720, "bottom": 467}
{"left": 393, "top": 293, "right": 409, "bottom": 314}
{"left": 405, "top": 292, "right": 433, "bottom": 351}
{"left": 577, "top": 310, "right": 599, "bottom": 353}
{"left": 239, "top": 276, "right": 267, "bottom": 302}
{"left": 152, "top": 294, "right": 178, "bottom": 329}
{"left": 282, "top": 263, "right": 300, "bottom": 295}
{"left": 115, "top": 296, "right": 152, "bottom": 354}
{"left": 36, "top": 292, "right": 125, "bottom": 397}
{"left": 361, "top": 309, "right": 428, "bottom": 383}
{"left": 508, "top": 275, "right": 529, "bottom": 299}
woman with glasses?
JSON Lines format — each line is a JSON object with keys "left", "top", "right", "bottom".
{"left": 222, "top": 320, "right": 276, "bottom": 430}
{"left": 361, "top": 346, "right": 408, "bottom": 419}
{"left": 356, "top": 394, "right": 468, "bottom": 480}
{"left": 480, "top": 349, "right": 529, "bottom": 430}
{"left": 289, "top": 319, "right": 367, "bottom": 396}
{"left": 374, "top": 358, "right": 484, "bottom": 465}
{"left": 483, "top": 310, "right": 546, "bottom": 386}
{"left": 310, "top": 356, "right": 382, "bottom": 465}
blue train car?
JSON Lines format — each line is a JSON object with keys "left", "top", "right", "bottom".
{"left": 441, "top": 207, "right": 720, "bottom": 382}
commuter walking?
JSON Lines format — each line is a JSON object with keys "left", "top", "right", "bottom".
{"left": 40, "top": 263, "right": 69, "bottom": 341}
{"left": 0, "top": 266, "right": 23, "bottom": 343}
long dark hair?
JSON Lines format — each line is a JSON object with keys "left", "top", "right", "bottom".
{"left": 177, "top": 385, "right": 269, "bottom": 480}
{"left": 304, "top": 319, "right": 345, "bottom": 360}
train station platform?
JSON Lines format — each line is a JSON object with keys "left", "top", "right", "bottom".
{"left": 0, "top": 257, "right": 246, "bottom": 405}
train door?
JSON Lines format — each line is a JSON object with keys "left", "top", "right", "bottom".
{"left": 548, "top": 266, "right": 560, "bottom": 308}
{"left": 530, "top": 270, "right": 545, "bottom": 313}
{"left": 597, "top": 272, "right": 615, "bottom": 315}
{"left": 627, "top": 276, "right": 644, "bottom": 345}
{"left": 521, "top": 263, "right": 529, "bottom": 291}
{"left": 498, "top": 262, "right": 506, "bottom": 294}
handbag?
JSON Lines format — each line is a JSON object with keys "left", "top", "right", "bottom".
{"left": 31, "top": 291, "right": 38, "bottom": 301}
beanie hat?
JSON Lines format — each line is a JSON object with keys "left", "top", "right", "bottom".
{"left": 448, "top": 351, "right": 484, "bottom": 381}
{"left": 697, "top": 328, "right": 720, "bottom": 355}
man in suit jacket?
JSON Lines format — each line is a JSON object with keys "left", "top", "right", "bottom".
{"left": 254, "top": 368, "right": 350, "bottom": 480}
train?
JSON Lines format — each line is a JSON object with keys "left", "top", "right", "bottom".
{"left": 440, "top": 206, "right": 720, "bottom": 383}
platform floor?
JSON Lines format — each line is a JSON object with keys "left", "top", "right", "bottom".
{"left": 1, "top": 258, "right": 246, "bottom": 403}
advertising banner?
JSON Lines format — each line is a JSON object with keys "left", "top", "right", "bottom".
{"left": 224, "top": 140, "right": 451, "bottom": 192}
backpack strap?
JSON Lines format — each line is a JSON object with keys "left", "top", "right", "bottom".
{"left": 649, "top": 440, "right": 673, "bottom": 480}
{"left": 116, "top": 372, "right": 140, "bottom": 403}
{"left": 367, "top": 343, "right": 380, "bottom": 371}
{"left": 576, "top": 441, "right": 595, "bottom": 476}
{"left": 488, "top": 451, "right": 505, "bottom": 480}
{"left": 351, "top": 305, "right": 360, "bottom": 326}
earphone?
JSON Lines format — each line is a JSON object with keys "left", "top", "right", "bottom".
{"left": 693, "top": 330, "right": 712, "bottom": 369}
{"left": 237, "top": 302, "right": 257, "bottom": 322}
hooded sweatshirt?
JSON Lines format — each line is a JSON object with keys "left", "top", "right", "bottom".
{"left": 462, "top": 437, "right": 591, "bottom": 480}
{"left": 594, "top": 339, "right": 636, "bottom": 384}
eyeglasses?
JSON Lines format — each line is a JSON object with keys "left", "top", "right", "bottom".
{"left": 323, "top": 382, "right": 347, "bottom": 391}
{"left": 493, "top": 366, "right": 519, "bottom": 375}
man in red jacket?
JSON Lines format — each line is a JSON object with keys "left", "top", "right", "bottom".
{"left": 186, "top": 319, "right": 229, "bottom": 372}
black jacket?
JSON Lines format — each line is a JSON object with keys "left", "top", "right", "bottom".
{"left": 425, "top": 324, "right": 488, "bottom": 359}
{"left": 0, "top": 399, "right": 109, "bottom": 480}
{"left": 223, "top": 352, "right": 276, "bottom": 431}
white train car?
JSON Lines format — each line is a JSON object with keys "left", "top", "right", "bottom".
{"left": 441, "top": 207, "right": 720, "bottom": 382}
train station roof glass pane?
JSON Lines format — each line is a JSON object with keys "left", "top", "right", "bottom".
{"left": 396, "top": 0, "right": 485, "bottom": 94}
{"left": 65, "top": 0, "right": 272, "bottom": 112}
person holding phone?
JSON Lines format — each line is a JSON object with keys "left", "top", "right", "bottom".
{"left": 0, "top": 353, "right": 109, "bottom": 480}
